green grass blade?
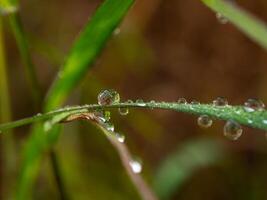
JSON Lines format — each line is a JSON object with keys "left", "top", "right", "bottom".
{"left": 153, "top": 138, "right": 226, "bottom": 199}
{"left": 45, "top": 0, "right": 135, "bottom": 111}
{"left": 0, "top": 0, "right": 42, "bottom": 107}
{"left": 201, "top": 0, "right": 267, "bottom": 50}
{"left": 1, "top": 102, "right": 267, "bottom": 132}
{"left": 15, "top": 0, "right": 134, "bottom": 198}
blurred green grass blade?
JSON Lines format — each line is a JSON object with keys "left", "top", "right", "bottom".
{"left": 201, "top": 0, "right": 267, "bottom": 50}
{"left": 16, "top": 0, "right": 134, "bottom": 199}
{"left": 0, "top": 16, "right": 16, "bottom": 199}
{"left": 8, "top": 13, "right": 42, "bottom": 106}
{"left": 45, "top": 0, "right": 134, "bottom": 111}
{"left": 153, "top": 138, "right": 226, "bottom": 199}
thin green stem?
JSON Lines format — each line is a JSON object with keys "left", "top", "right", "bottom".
{"left": 1, "top": 102, "right": 267, "bottom": 132}
{"left": 8, "top": 13, "right": 42, "bottom": 109}
{"left": 0, "top": 15, "right": 16, "bottom": 200}
{"left": 50, "top": 150, "right": 69, "bottom": 200}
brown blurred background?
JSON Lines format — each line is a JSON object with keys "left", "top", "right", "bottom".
{"left": 2, "top": 0, "right": 267, "bottom": 199}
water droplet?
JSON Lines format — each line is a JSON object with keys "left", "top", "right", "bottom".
{"left": 244, "top": 98, "right": 265, "bottom": 112}
{"left": 136, "top": 99, "right": 146, "bottom": 106}
{"left": 263, "top": 119, "right": 267, "bottom": 124}
{"left": 94, "top": 111, "right": 107, "bottom": 123}
{"left": 104, "top": 111, "right": 111, "bottom": 121}
{"left": 223, "top": 120, "right": 242, "bottom": 141}
{"left": 129, "top": 160, "right": 142, "bottom": 174}
{"left": 247, "top": 119, "right": 253, "bottom": 124}
{"left": 126, "top": 99, "right": 133, "bottom": 103}
{"left": 191, "top": 100, "right": 200, "bottom": 105}
{"left": 216, "top": 12, "right": 228, "bottom": 24}
{"left": 213, "top": 97, "right": 228, "bottom": 106}
{"left": 113, "top": 28, "right": 121, "bottom": 35}
{"left": 197, "top": 115, "right": 213, "bottom": 128}
{"left": 98, "top": 89, "right": 120, "bottom": 106}
{"left": 177, "top": 98, "right": 187, "bottom": 104}
{"left": 103, "top": 122, "right": 114, "bottom": 132}
{"left": 118, "top": 107, "right": 129, "bottom": 115}
{"left": 115, "top": 132, "right": 125, "bottom": 143}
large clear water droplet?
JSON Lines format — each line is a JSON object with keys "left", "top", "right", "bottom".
{"left": 177, "top": 98, "right": 187, "bottom": 104}
{"left": 98, "top": 89, "right": 120, "bottom": 105}
{"left": 213, "top": 97, "right": 228, "bottom": 106}
{"left": 197, "top": 115, "right": 213, "bottom": 128}
{"left": 244, "top": 98, "right": 265, "bottom": 112}
{"left": 216, "top": 13, "right": 228, "bottom": 24}
{"left": 129, "top": 160, "right": 142, "bottom": 174}
{"left": 115, "top": 132, "right": 125, "bottom": 143}
{"left": 118, "top": 107, "right": 129, "bottom": 115}
{"left": 224, "top": 120, "right": 242, "bottom": 140}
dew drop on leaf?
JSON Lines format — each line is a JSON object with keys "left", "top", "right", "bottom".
{"left": 115, "top": 132, "right": 125, "bottom": 143}
{"left": 213, "top": 97, "right": 228, "bottom": 106}
{"left": 136, "top": 99, "right": 146, "bottom": 106}
{"left": 244, "top": 98, "right": 265, "bottom": 112}
{"left": 129, "top": 159, "right": 142, "bottom": 174}
{"left": 197, "top": 115, "right": 213, "bottom": 128}
{"left": 191, "top": 100, "right": 200, "bottom": 105}
{"left": 103, "top": 122, "right": 114, "bottom": 132}
{"left": 216, "top": 12, "right": 228, "bottom": 24}
{"left": 118, "top": 107, "right": 129, "bottom": 115}
{"left": 224, "top": 120, "right": 242, "bottom": 141}
{"left": 177, "top": 98, "right": 187, "bottom": 104}
{"left": 98, "top": 89, "right": 120, "bottom": 105}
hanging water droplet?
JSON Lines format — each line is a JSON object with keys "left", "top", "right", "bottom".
{"left": 103, "top": 122, "right": 114, "bottom": 132}
{"left": 191, "top": 100, "right": 200, "bottom": 105}
{"left": 115, "top": 132, "right": 125, "bottom": 143}
{"left": 94, "top": 111, "right": 107, "bottom": 123}
{"left": 244, "top": 98, "right": 265, "bottom": 112}
{"left": 98, "top": 89, "right": 120, "bottom": 105}
{"left": 129, "top": 160, "right": 142, "bottom": 174}
{"left": 177, "top": 98, "right": 187, "bottom": 104}
{"left": 216, "top": 12, "right": 228, "bottom": 24}
{"left": 104, "top": 111, "right": 111, "bottom": 121}
{"left": 136, "top": 99, "right": 146, "bottom": 106}
{"left": 197, "top": 115, "right": 213, "bottom": 128}
{"left": 118, "top": 107, "right": 129, "bottom": 115}
{"left": 223, "top": 120, "right": 242, "bottom": 141}
{"left": 213, "top": 97, "right": 228, "bottom": 106}
{"left": 113, "top": 28, "right": 121, "bottom": 35}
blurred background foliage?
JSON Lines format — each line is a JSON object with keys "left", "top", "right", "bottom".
{"left": 1, "top": 0, "right": 267, "bottom": 199}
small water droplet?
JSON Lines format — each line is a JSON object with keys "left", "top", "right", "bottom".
{"left": 244, "top": 98, "right": 265, "bottom": 112}
{"left": 113, "top": 28, "right": 121, "bottom": 35}
{"left": 118, "top": 107, "right": 129, "bottom": 115}
{"left": 104, "top": 111, "right": 111, "bottom": 121}
{"left": 247, "top": 119, "right": 253, "bottom": 124}
{"left": 94, "top": 111, "right": 107, "bottom": 123}
{"left": 177, "top": 98, "right": 187, "bottom": 104}
{"left": 216, "top": 12, "right": 228, "bottom": 24}
{"left": 104, "top": 122, "right": 114, "bottom": 132}
{"left": 136, "top": 99, "right": 146, "bottom": 106}
{"left": 191, "top": 100, "right": 200, "bottom": 105}
{"left": 197, "top": 115, "right": 213, "bottom": 128}
{"left": 98, "top": 89, "right": 120, "bottom": 106}
{"left": 129, "top": 160, "right": 142, "bottom": 174}
{"left": 126, "top": 99, "right": 133, "bottom": 103}
{"left": 213, "top": 97, "right": 228, "bottom": 106}
{"left": 115, "top": 132, "right": 125, "bottom": 143}
{"left": 224, "top": 120, "right": 242, "bottom": 141}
